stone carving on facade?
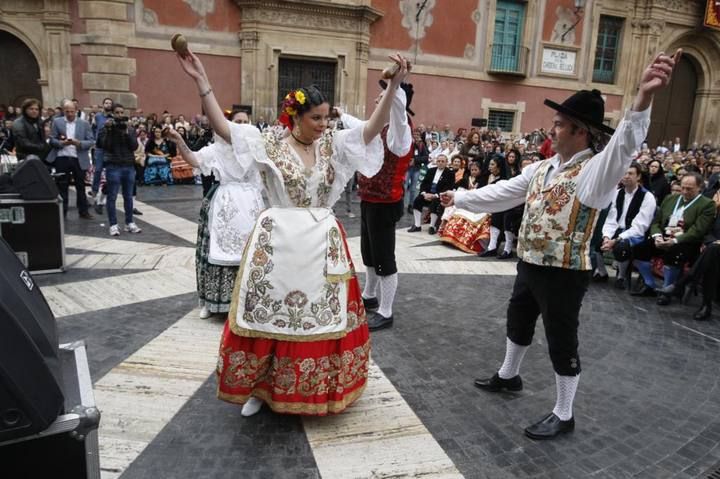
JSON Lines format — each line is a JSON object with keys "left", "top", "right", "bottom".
{"left": 631, "top": 19, "right": 666, "bottom": 36}
{"left": 550, "top": 5, "right": 579, "bottom": 45}
{"left": 240, "top": 8, "right": 367, "bottom": 34}
{"left": 464, "top": 44, "right": 475, "bottom": 59}
{"left": 182, "top": 0, "right": 215, "bottom": 30}
{"left": 239, "top": 31, "right": 259, "bottom": 50}
{"left": 143, "top": 8, "right": 159, "bottom": 26}
{"left": 472, "top": 8, "right": 482, "bottom": 24}
{"left": 356, "top": 42, "right": 370, "bottom": 62}
{"left": 400, "top": 0, "right": 436, "bottom": 40}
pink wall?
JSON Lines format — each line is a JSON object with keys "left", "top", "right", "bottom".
{"left": 366, "top": 69, "right": 622, "bottom": 134}
{"left": 128, "top": 48, "right": 241, "bottom": 117}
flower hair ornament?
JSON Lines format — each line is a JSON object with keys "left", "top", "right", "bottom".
{"left": 278, "top": 89, "right": 306, "bottom": 130}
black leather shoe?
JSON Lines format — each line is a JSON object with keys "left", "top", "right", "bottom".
{"left": 479, "top": 248, "right": 497, "bottom": 258}
{"left": 497, "top": 251, "right": 514, "bottom": 260}
{"left": 428, "top": 226, "right": 437, "bottom": 235}
{"left": 657, "top": 293, "right": 672, "bottom": 306}
{"left": 94, "top": 204, "right": 104, "bottom": 215}
{"left": 524, "top": 413, "right": 575, "bottom": 440}
{"left": 79, "top": 212, "right": 94, "bottom": 220}
{"left": 362, "top": 296, "right": 379, "bottom": 312}
{"left": 367, "top": 312, "right": 393, "bottom": 331}
{"left": 694, "top": 303, "right": 713, "bottom": 321}
{"left": 592, "top": 273, "right": 609, "bottom": 283}
{"left": 407, "top": 225, "right": 421, "bottom": 233}
{"left": 133, "top": 208, "right": 143, "bottom": 216}
{"left": 630, "top": 284, "right": 657, "bottom": 297}
{"left": 473, "top": 373, "right": 523, "bottom": 392}
{"left": 614, "top": 278, "right": 626, "bottom": 290}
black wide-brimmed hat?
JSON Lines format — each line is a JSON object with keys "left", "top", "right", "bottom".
{"left": 544, "top": 89, "right": 614, "bottom": 136}
{"left": 379, "top": 79, "right": 415, "bottom": 116}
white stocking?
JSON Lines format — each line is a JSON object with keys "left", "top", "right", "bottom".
{"left": 377, "top": 273, "right": 398, "bottom": 318}
{"left": 497, "top": 337, "right": 529, "bottom": 379}
{"left": 413, "top": 209, "right": 422, "bottom": 227}
{"left": 552, "top": 374, "right": 579, "bottom": 421}
{"left": 503, "top": 231, "right": 515, "bottom": 253}
{"left": 363, "top": 267, "right": 379, "bottom": 300}
{"left": 488, "top": 226, "right": 500, "bottom": 251}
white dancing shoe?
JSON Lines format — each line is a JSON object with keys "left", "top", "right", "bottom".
{"left": 241, "top": 397, "right": 263, "bottom": 417}
{"left": 199, "top": 306, "right": 211, "bottom": 319}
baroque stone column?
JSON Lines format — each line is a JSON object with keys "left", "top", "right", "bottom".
{"left": 76, "top": 0, "right": 137, "bottom": 108}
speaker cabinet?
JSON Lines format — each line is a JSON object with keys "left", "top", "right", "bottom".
{"left": 0, "top": 236, "right": 64, "bottom": 442}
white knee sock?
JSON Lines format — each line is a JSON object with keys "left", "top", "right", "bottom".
{"left": 413, "top": 209, "right": 422, "bottom": 227}
{"left": 497, "top": 337, "right": 529, "bottom": 379}
{"left": 377, "top": 273, "right": 398, "bottom": 318}
{"left": 488, "top": 226, "right": 500, "bottom": 251}
{"left": 503, "top": 231, "right": 515, "bottom": 253}
{"left": 430, "top": 213, "right": 438, "bottom": 228}
{"left": 617, "top": 260, "right": 629, "bottom": 279}
{"left": 552, "top": 373, "right": 579, "bottom": 421}
{"left": 363, "top": 266, "right": 379, "bottom": 300}
{"left": 594, "top": 252, "right": 608, "bottom": 276}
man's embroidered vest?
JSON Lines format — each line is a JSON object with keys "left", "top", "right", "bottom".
{"left": 517, "top": 153, "right": 599, "bottom": 270}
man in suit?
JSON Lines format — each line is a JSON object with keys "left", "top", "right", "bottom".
{"left": 407, "top": 154, "right": 454, "bottom": 234}
{"left": 631, "top": 172, "right": 716, "bottom": 304}
{"left": 47, "top": 100, "right": 95, "bottom": 219}
{"left": 255, "top": 116, "right": 268, "bottom": 132}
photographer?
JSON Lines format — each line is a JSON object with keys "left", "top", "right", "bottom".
{"left": 189, "top": 116, "right": 215, "bottom": 195}
{"left": 97, "top": 103, "right": 141, "bottom": 236}
{"left": 11, "top": 98, "right": 50, "bottom": 161}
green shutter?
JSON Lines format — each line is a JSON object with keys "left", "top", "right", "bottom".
{"left": 492, "top": 2, "right": 525, "bottom": 72}
{"left": 593, "top": 16, "right": 623, "bottom": 84}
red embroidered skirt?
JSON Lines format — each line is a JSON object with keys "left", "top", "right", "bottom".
{"left": 216, "top": 222, "right": 370, "bottom": 416}
{"left": 439, "top": 210, "right": 491, "bottom": 254}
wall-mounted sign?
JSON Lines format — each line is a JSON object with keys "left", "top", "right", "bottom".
{"left": 541, "top": 47, "right": 577, "bottom": 75}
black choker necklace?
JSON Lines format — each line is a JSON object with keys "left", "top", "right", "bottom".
{"left": 292, "top": 133, "right": 314, "bottom": 153}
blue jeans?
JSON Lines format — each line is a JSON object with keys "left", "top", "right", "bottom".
{"left": 92, "top": 149, "right": 104, "bottom": 194}
{"left": 404, "top": 167, "right": 420, "bottom": 208}
{"left": 105, "top": 165, "right": 136, "bottom": 226}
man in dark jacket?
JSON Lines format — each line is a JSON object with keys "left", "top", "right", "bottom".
{"left": 11, "top": 98, "right": 49, "bottom": 161}
{"left": 97, "top": 103, "right": 141, "bottom": 237}
{"left": 407, "top": 154, "right": 454, "bottom": 234}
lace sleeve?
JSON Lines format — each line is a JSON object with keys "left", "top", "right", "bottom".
{"left": 327, "top": 123, "right": 383, "bottom": 205}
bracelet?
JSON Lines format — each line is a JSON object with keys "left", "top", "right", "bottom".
{"left": 199, "top": 87, "right": 213, "bottom": 98}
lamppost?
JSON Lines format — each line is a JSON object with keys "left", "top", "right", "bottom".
{"left": 561, "top": 0, "right": 586, "bottom": 42}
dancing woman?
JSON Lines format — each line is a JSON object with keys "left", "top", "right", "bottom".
{"left": 176, "top": 49, "right": 409, "bottom": 416}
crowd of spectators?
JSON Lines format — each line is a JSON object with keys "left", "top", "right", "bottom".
{"left": 2, "top": 100, "right": 720, "bottom": 321}
{"left": 402, "top": 121, "right": 720, "bottom": 322}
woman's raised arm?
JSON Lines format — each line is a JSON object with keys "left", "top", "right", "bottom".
{"left": 176, "top": 49, "right": 230, "bottom": 143}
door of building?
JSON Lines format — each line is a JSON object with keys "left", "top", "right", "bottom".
{"left": 647, "top": 55, "right": 698, "bottom": 148}
{"left": 0, "top": 31, "right": 42, "bottom": 109}
{"left": 277, "top": 58, "right": 336, "bottom": 109}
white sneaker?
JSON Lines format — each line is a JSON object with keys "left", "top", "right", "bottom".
{"left": 241, "top": 397, "right": 263, "bottom": 417}
{"left": 109, "top": 224, "right": 120, "bottom": 236}
{"left": 124, "top": 222, "right": 142, "bottom": 233}
{"left": 199, "top": 306, "right": 211, "bottom": 319}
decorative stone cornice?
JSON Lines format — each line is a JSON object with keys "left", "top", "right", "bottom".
{"left": 238, "top": 31, "right": 259, "bottom": 50}
{"left": 234, "top": 0, "right": 382, "bottom": 34}
{"left": 630, "top": 18, "right": 666, "bottom": 36}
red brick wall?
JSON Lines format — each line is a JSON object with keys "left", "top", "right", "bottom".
{"left": 128, "top": 48, "right": 241, "bottom": 118}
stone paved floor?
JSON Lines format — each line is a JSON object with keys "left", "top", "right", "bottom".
{"left": 31, "top": 185, "right": 720, "bottom": 478}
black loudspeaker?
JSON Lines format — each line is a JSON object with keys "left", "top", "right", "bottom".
{"left": 0, "top": 236, "right": 64, "bottom": 442}
{"left": 11, "top": 159, "right": 59, "bottom": 200}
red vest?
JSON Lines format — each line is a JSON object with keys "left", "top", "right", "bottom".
{"left": 358, "top": 119, "right": 413, "bottom": 203}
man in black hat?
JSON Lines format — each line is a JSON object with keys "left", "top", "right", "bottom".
{"left": 441, "top": 50, "right": 682, "bottom": 440}
{"left": 336, "top": 80, "right": 414, "bottom": 331}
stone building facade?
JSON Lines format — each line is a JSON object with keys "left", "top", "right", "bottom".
{"left": 1, "top": 0, "right": 718, "bottom": 146}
